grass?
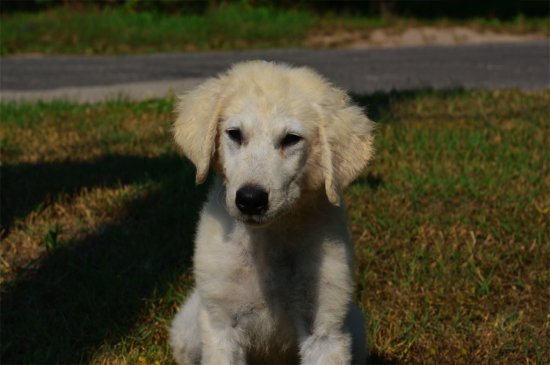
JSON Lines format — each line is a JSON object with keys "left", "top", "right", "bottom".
{"left": 0, "top": 4, "right": 315, "bottom": 55}
{"left": 1, "top": 90, "right": 549, "bottom": 364}
{"left": 1, "top": 4, "right": 548, "bottom": 55}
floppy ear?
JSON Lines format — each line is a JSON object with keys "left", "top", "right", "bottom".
{"left": 173, "top": 78, "right": 224, "bottom": 184}
{"left": 317, "top": 91, "right": 375, "bottom": 206}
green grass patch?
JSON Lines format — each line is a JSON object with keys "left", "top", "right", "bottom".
{"left": 1, "top": 4, "right": 547, "bottom": 55}
{"left": 0, "top": 4, "right": 315, "bottom": 55}
{"left": 1, "top": 90, "right": 548, "bottom": 364}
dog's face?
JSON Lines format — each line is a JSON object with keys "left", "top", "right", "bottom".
{"left": 174, "top": 61, "right": 374, "bottom": 226}
{"left": 219, "top": 100, "right": 312, "bottom": 225}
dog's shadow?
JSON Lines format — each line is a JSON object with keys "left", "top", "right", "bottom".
{"left": 1, "top": 154, "right": 208, "bottom": 363}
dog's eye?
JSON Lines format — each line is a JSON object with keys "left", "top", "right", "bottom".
{"left": 226, "top": 128, "right": 243, "bottom": 144}
{"left": 280, "top": 133, "right": 303, "bottom": 148}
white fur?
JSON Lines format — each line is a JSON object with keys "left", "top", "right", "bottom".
{"left": 170, "top": 61, "right": 374, "bottom": 365}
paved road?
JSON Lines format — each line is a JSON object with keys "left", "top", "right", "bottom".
{"left": 1, "top": 41, "right": 548, "bottom": 102}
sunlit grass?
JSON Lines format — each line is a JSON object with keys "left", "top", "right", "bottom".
{"left": 1, "top": 90, "right": 548, "bottom": 364}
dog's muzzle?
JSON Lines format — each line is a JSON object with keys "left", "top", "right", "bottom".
{"left": 235, "top": 185, "right": 269, "bottom": 215}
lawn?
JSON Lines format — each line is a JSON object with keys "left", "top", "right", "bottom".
{"left": 1, "top": 3, "right": 548, "bottom": 55}
{"left": 1, "top": 90, "right": 548, "bottom": 364}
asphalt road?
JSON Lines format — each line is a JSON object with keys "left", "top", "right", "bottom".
{"left": 1, "top": 40, "right": 548, "bottom": 102}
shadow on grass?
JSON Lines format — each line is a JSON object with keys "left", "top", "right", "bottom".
{"left": 368, "top": 354, "right": 398, "bottom": 365}
{"left": 1, "top": 154, "right": 208, "bottom": 363}
{"left": 351, "top": 88, "right": 468, "bottom": 123}
{"left": 352, "top": 173, "right": 385, "bottom": 191}
{"left": 0, "top": 154, "right": 398, "bottom": 364}
{"left": 1, "top": 155, "right": 193, "bottom": 236}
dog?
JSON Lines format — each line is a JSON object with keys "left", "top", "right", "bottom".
{"left": 169, "top": 61, "right": 375, "bottom": 365}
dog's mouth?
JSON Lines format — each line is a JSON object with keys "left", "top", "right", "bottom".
{"left": 237, "top": 203, "right": 292, "bottom": 227}
{"left": 235, "top": 205, "right": 285, "bottom": 226}
{"left": 239, "top": 213, "right": 272, "bottom": 227}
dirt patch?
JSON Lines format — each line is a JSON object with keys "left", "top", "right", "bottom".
{"left": 306, "top": 26, "right": 547, "bottom": 48}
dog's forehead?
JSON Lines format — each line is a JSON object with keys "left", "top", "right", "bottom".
{"left": 222, "top": 98, "right": 311, "bottom": 136}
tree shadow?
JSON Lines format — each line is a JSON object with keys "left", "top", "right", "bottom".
{"left": 1, "top": 154, "right": 194, "bottom": 236}
{"left": 1, "top": 154, "right": 208, "bottom": 363}
{"left": 351, "top": 88, "right": 469, "bottom": 123}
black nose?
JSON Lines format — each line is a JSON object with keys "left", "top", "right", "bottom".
{"left": 235, "top": 185, "right": 269, "bottom": 215}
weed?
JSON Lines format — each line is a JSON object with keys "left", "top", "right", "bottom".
{"left": 42, "top": 224, "right": 64, "bottom": 251}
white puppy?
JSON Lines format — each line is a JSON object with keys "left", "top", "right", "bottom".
{"left": 170, "top": 61, "right": 374, "bottom": 365}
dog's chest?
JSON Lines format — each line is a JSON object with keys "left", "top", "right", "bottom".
{"left": 223, "top": 230, "right": 315, "bottom": 334}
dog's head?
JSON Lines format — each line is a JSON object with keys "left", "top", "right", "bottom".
{"left": 174, "top": 61, "right": 374, "bottom": 225}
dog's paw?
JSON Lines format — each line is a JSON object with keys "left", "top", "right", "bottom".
{"left": 300, "top": 333, "right": 352, "bottom": 365}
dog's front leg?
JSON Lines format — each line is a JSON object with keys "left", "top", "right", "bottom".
{"left": 299, "top": 243, "right": 353, "bottom": 365}
{"left": 299, "top": 308, "right": 353, "bottom": 365}
{"left": 199, "top": 308, "right": 246, "bottom": 365}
